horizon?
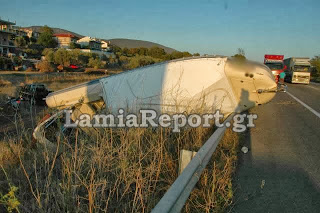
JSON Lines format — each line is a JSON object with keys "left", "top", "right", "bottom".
{"left": 1, "top": 0, "right": 320, "bottom": 62}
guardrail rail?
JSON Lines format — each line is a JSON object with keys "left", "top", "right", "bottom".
{"left": 152, "top": 113, "right": 234, "bottom": 213}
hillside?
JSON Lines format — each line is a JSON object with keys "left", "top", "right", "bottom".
{"left": 21, "top": 26, "right": 84, "bottom": 38}
{"left": 105, "top": 38, "right": 176, "bottom": 53}
{"left": 21, "top": 26, "right": 177, "bottom": 53}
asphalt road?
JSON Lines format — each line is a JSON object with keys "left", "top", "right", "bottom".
{"left": 233, "top": 82, "right": 320, "bottom": 213}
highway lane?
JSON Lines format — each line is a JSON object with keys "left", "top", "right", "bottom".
{"left": 286, "top": 83, "right": 320, "bottom": 113}
{"left": 233, "top": 82, "right": 320, "bottom": 212}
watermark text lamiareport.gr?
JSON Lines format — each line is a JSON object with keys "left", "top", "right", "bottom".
{"left": 64, "top": 109, "right": 257, "bottom": 133}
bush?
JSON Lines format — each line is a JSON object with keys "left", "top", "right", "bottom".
{"left": 14, "top": 36, "right": 27, "bottom": 47}
{"left": 0, "top": 57, "right": 13, "bottom": 70}
{"left": 42, "top": 48, "right": 55, "bottom": 63}
{"left": 125, "top": 55, "right": 159, "bottom": 69}
{"left": 0, "top": 77, "right": 12, "bottom": 86}
{"left": 25, "top": 67, "right": 33, "bottom": 72}
{"left": 24, "top": 49, "right": 39, "bottom": 55}
{"left": 13, "top": 56, "right": 22, "bottom": 66}
{"left": 88, "top": 58, "right": 105, "bottom": 69}
{"left": 148, "top": 46, "right": 166, "bottom": 59}
{"left": 37, "top": 60, "right": 55, "bottom": 72}
{"left": 69, "top": 42, "right": 81, "bottom": 49}
{"left": 232, "top": 54, "right": 246, "bottom": 61}
{"left": 84, "top": 68, "right": 107, "bottom": 74}
{"left": 0, "top": 57, "right": 4, "bottom": 69}
{"left": 54, "top": 48, "right": 71, "bottom": 67}
{"left": 311, "top": 56, "right": 320, "bottom": 77}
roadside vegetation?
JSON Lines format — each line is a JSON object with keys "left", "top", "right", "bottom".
{"left": 40, "top": 43, "right": 200, "bottom": 72}
{"left": 112, "top": 45, "right": 200, "bottom": 70}
{"left": 311, "top": 55, "right": 320, "bottom": 82}
{"left": 0, "top": 115, "right": 239, "bottom": 212}
{"left": 232, "top": 48, "right": 246, "bottom": 61}
{"left": 0, "top": 72, "right": 240, "bottom": 212}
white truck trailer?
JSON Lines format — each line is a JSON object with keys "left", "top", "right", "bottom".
{"left": 34, "top": 56, "right": 278, "bottom": 144}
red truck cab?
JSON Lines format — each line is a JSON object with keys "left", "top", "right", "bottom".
{"left": 264, "top": 55, "right": 287, "bottom": 83}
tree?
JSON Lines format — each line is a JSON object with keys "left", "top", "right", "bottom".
{"left": 69, "top": 42, "right": 81, "bottom": 49}
{"left": 167, "top": 51, "right": 192, "bottom": 60}
{"left": 111, "top": 45, "right": 122, "bottom": 54}
{"left": 310, "top": 55, "right": 320, "bottom": 77}
{"left": 78, "top": 54, "right": 90, "bottom": 66}
{"left": 54, "top": 48, "right": 71, "bottom": 66}
{"left": 14, "top": 36, "right": 26, "bottom": 47}
{"left": 88, "top": 58, "right": 104, "bottom": 69}
{"left": 37, "top": 25, "right": 58, "bottom": 48}
{"left": 30, "top": 37, "right": 37, "bottom": 43}
{"left": 138, "top": 47, "right": 149, "bottom": 56}
{"left": 148, "top": 47, "right": 166, "bottom": 59}
{"left": 237, "top": 48, "right": 245, "bottom": 56}
{"left": 122, "top": 47, "right": 129, "bottom": 56}
{"left": 23, "top": 36, "right": 30, "bottom": 44}
{"left": 125, "top": 55, "right": 158, "bottom": 69}
{"left": 37, "top": 60, "right": 55, "bottom": 72}
{"left": 13, "top": 56, "right": 22, "bottom": 66}
{"left": 42, "top": 48, "right": 55, "bottom": 63}
{"left": 232, "top": 48, "right": 246, "bottom": 60}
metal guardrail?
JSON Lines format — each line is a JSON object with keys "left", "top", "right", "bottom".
{"left": 152, "top": 113, "right": 235, "bottom": 213}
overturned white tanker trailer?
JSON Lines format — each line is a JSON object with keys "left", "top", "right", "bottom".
{"left": 34, "top": 56, "right": 277, "bottom": 143}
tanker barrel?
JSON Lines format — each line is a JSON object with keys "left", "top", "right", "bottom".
{"left": 45, "top": 79, "right": 104, "bottom": 109}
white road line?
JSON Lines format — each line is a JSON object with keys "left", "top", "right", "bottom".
{"left": 287, "top": 91, "right": 320, "bottom": 119}
{"left": 307, "top": 85, "right": 320, "bottom": 91}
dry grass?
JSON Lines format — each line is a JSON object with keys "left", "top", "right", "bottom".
{"left": 0, "top": 141, "right": 23, "bottom": 167}
{"left": 0, "top": 73, "right": 110, "bottom": 97}
{"left": 185, "top": 128, "right": 239, "bottom": 212}
{"left": 0, "top": 122, "right": 239, "bottom": 212}
{"left": 0, "top": 78, "right": 12, "bottom": 87}
{"left": 24, "top": 73, "right": 107, "bottom": 84}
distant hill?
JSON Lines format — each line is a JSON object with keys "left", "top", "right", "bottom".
{"left": 105, "top": 38, "right": 176, "bottom": 53}
{"left": 20, "top": 26, "right": 84, "bottom": 38}
{"left": 21, "top": 26, "right": 177, "bottom": 53}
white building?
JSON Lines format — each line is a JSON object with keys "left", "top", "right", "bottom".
{"left": 0, "top": 18, "right": 16, "bottom": 55}
{"left": 101, "top": 40, "right": 110, "bottom": 51}
{"left": 77, "top": 36, "right": 101, "bottom": 50}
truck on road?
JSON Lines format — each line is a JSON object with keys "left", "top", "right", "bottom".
{"left": 264, "top": 54, "right": 286, "bottom": 83}
{"left": 283, "top": 57, "right": 311, "bottom": 84}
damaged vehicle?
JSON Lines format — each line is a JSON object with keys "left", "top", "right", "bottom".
{"left": 18, "top": 83, "right": 52, "bottom": 105}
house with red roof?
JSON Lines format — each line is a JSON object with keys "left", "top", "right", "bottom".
{"left": 53, "top": 33, "right": 79, "bottom": 48}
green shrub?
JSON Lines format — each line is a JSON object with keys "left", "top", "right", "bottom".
{"left": 311, "top": 56, "right": 320, "bottom": 77}
{"left": 14, "top": 36, "right": 27, "bottom": 47}
{"left": 125, "top": 55, "right": 159, "bottom": 69}
{"left": 54, "top": 48, "right": 71, "bottom": 67}
{"left": 12, "top": 56, "right": 22, "bottom": 66}
{"left": 88, "top": 57, "right": 105, "bottom": 69}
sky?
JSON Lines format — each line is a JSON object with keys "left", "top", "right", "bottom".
{"left": 1, "top": 0, "right": 320, "bottom": 61}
